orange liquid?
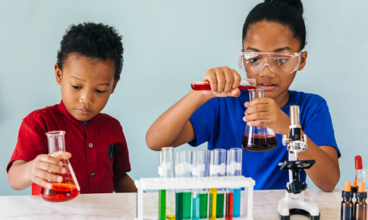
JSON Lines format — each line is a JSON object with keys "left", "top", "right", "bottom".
{"left": 40, "top": 183, "right": 79, "bottom": 202}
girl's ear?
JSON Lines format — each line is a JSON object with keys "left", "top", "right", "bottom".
{"left": 55, "top": 63, "right": 62, "bottom": 85}
{"left": 298, "top": 51, "right": 308, "bottom": 71}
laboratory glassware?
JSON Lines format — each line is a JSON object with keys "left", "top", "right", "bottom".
{"left": 40, "top": 131, "right": 80, "bottom": 202}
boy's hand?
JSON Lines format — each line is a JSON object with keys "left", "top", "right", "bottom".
{"left": 202, "top": 66, "right": 242, "bottom": 98}
{"left": 28, "top": 152, "right": 71, "bottom": 189}
{"left": 243, "top": 98, "right": 290, "bottom": 135}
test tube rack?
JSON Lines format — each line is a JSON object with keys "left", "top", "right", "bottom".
{"left": 134, "top": 176, "right": 255, "bottom": 220}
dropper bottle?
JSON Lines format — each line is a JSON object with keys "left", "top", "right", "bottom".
{"left": 353, "top": 180, "right": 359, "bottom": 195}
{"left": 342, "top": 180, "right": 354, "bottom": 220}
{"left": 355, "top": 182, "right": 367, "bottom": 220}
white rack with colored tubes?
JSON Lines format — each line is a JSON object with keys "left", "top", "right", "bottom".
{"left": 134, "top": 176, "right": 255, "bottom": 220}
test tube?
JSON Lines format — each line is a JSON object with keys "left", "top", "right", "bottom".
{"left": 175, "top": 150, "right": 193, "bottom": 220}
{"left": 192, "top": 150, "right": 210, "bottom": 219}
{"left": 226, "top": 148, "right": 243, "bottom": 219}
{"left": 159, "top": 147, "right": 175, "bottom": 220}
{"left": 210, "top": 149, "right": 227, "bottom": 219}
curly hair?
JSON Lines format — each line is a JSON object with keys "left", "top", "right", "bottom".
{"left": 57, "top": 22, "right": 123, "bottom": 80}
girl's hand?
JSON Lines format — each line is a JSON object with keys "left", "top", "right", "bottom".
{"left": 28, "top": 152, "right": 71, "bottom": 189}
{"left": 243, "top": 97, "right": 290, "bottom": 135}
{"left": 202, "top": 66, "right": 242, "bottom": 98}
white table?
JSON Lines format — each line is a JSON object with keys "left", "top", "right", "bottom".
{"left": 0, "top": 189, "right": 342, "bottom": 220}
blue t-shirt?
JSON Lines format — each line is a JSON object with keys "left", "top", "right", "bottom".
{"left": 189, "top": 90, "right": 340, "bottom": 190}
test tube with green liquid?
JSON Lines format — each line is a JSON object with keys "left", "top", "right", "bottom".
{"left": 210, "top": 149, "right": 227, "bottom": 219}
{"left": 159, "top": 147, "right": 175, "bottom": 220}
{"left": 226, "top": 148, "right": 242, "bottom": 218}
{"left": 175, "top": 150, "right": 193, "bottom": 220}
{"left": 192, "top": 150, "right": 210, "bottom": 219}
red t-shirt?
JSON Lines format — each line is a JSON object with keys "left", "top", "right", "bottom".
{"left": 7, "top": 101, "right": 131, "bottom": 195}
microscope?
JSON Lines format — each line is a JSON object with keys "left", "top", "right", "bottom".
{"left": 278, "top": 105, "right": 320, "bottom": 220}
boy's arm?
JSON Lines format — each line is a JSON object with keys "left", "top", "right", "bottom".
{"left": 146, "top": 67, "right": 242, "bottom": 151}
{"left": 114, "top": 173, "right": 137, "bottom": 192}
{"left": 8, "top": 154, "right": 69, "bottom": 190}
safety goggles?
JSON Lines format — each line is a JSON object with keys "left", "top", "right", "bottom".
{"left": 238, "top": 51, "right": 302, "bottom": 74}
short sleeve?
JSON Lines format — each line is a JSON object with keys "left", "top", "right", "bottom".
{"left": 303, "top": 99, "right": 341, "bottom": 158}
{"left": 7, "top": 114, "right": 48, "bottom": 172}
{"left": 188, "top": 98, "right": 219, "bottom": 147}
{"left": 112, "top": 124, "right": 131, "bottom": 182}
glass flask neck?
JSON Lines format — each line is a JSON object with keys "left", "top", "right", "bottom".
{"left": 46, "top": 131, "right": 66, "bottom": 154}
{"left": 248, "top": 88, "right": 264, "bottom": 101}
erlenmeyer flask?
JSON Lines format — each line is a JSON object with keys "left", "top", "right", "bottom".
{"left": 40, "top": 131, "right": 80, "bottom": 202}
{"left": 242, "top": 88, "right": 278, "bottom": 152}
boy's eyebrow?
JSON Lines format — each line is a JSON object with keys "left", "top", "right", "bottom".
{"left": 70, "top": 76, "right": 86, "bottom": 82}
{"left": 98, "top": 83, "right": 111, "bottom": 86}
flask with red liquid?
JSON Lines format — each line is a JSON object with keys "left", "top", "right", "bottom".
{"left": 242, "top": 88, "right": 278, "bottom": 152}
{"left": 40, "top": 131, "right": 80, "bottom": 202}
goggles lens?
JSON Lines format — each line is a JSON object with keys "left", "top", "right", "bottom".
{"left": 238, "top": 52, "right": 301, "bottom": 74}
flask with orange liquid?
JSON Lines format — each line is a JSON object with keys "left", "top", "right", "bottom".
{"left": 40, "top": 131, "right": 80, "bottom": 202}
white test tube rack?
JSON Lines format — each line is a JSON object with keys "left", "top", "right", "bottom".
{"left": 134, "top": 176, "right": 255, "bottom": 220}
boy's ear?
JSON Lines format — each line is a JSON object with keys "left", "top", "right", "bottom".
{"left": 55, "top": 63, "right": 63, "bottom": 85}
{"left": 298, "top": 51, "right": 308, "bottom": 71}
{"left": 111, "top": 76, "right": 120, "bottom": 94}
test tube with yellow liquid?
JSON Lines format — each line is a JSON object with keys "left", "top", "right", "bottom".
{"left": 210, "top": 149, "right": 227, "bottom": 219}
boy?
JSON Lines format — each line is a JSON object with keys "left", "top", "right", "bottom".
{"left": 7, "top": 22, "right": 136, "bottom": 194}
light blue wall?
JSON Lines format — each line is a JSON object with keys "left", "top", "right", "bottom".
{"left": 1, "top": 0, "right": 367, "bottom": 195}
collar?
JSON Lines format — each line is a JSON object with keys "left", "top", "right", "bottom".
{"left": 57, "top": 100, "right": 100, "bottom": 128}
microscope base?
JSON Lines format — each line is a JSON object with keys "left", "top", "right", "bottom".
{"left": 278, "top": 191, "right": 320, "bottom": 220}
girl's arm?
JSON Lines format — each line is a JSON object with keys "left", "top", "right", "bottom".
{"left": 146, "top": 67, "right": 242, "bottom": 151}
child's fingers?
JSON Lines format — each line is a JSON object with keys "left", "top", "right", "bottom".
{"left": 245, "top": 104, "right": 270, "bottom": 115}
{"left": 33, "top": 176, "right": 53, "bottom": 190}
{"left": 223, "top": 67, "right": 234, "bottom": 92}
{"left": 34, "top": 168, "right": 63, "bottom": 183}
{"left": 37, "top": 161, "right": 66, "bottom": 174}
{"left": 51, "top": 151, "right": 72, "bottom": 160}
{"left": 203, "top": 70, "right": 217, "bottom": 93}
{"left": 37, "top": 154, "right": 62, "bottom": 166}
{"left": 214, "top": 68, "right": 226, "bottom": 93}
{"left": 244, "top": 119, "right": 272, "bottom": 127}
{"left": 243, "top": 112, "right": 269, "bottom": 122}
{"left": 231, "top": 69, "right": 241, "bottom": 89}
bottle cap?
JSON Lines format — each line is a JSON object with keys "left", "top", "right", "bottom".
{"left": 358, "top": 182, "right": 365, "bottom": 193}
{"left": 345, "top": 181, "right": 351, "bottom": 192}
{"left": 353, "top": 179, "right": 358, "bottom": 187}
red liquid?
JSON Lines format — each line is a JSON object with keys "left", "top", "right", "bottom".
{"left": 40, "top": 183, "right": 79, "bottom": 202}
{"left": 225, "top": 192, "right": 233, "bottom": 220}
{"left": 191, "top": 83, "right": 256, "bottom": 91}
{"left": 355, "top": 155, "right": 363, "bottom": 170}
{"left": 242, "top": 134, "right": 277, "bottom": 152}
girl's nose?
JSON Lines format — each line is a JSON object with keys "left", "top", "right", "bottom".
{"left": 259, "top": 63, "right": 276, "bottom": 77}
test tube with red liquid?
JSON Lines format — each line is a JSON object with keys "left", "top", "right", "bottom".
{"left": 40, "top": 131, "right": 80, "bottom": 202}
{"left": 226, "top": 148, "right": 243, "bottom": 219}
{"left": 191, "top": 79, "right": 256, "bottom": 91}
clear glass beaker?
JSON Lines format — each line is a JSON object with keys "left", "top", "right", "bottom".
{"left": 40, "top": 131, "right": 80, "bottom": 202}
{"left": 242, "top": 88, "right": 278, "bottom": 152}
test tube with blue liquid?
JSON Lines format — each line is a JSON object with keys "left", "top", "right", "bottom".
{"left": 192, "top": 150, "right": 210, "bottom": 219}
{"left": 210, "top": 149, "right": 227, "bottom": 219}
{"left": 158, "top": 147, "right": 175, "bottom": 220}
{"left": 226, "top": 148, "right": 243, "bottom": 219}
{"left": 175, "top": 150, "right": 193, "bottom": 220}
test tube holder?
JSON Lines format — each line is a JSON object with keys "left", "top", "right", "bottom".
{"left": 134, "top": 176, "right": 255, "bottom": 220}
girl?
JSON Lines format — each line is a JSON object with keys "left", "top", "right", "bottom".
{"left": 146, "top": 0, "right": 340, "bottom": 191}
